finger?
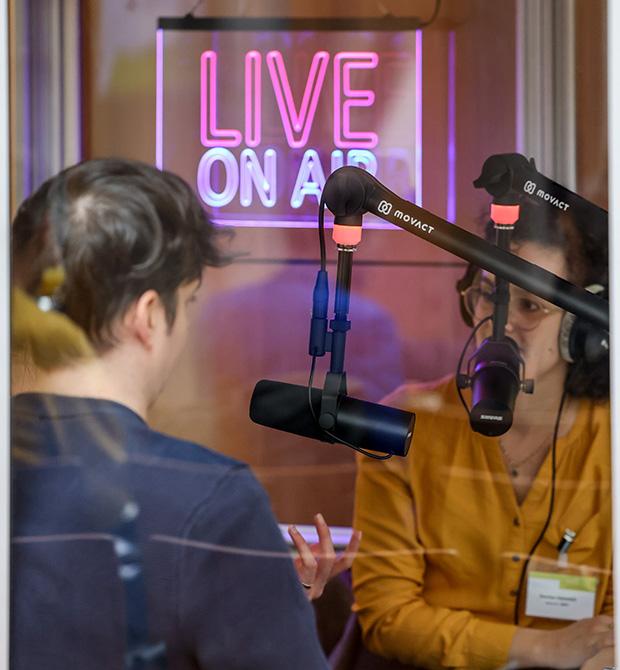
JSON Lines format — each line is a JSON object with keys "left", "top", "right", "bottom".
{"left": 593, "top": 616, "right": 614, "bottom": 638}
{"left": 288, "top": 525, "right": 318, "bottom": 586}
{"left": 601, "top": 631, "right": 614, "bottom": 648}
{"left": 314, "top": 513, "right": 336, "bottom": 557}
{"left": 595, "top": 614, "right": 613, "bottom": 626}
{"left": 331, "top": 529, "right": 362, "bottom": 577}
{"left": 311, "top": 514, "right": 337, "bottom": 599}
{"left": 345, "top": 528, "right": 362, "bottom": 558}
{"left": 288, "top": 525, "right": 317, "bottom": 569}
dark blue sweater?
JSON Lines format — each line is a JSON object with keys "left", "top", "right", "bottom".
{"left": 11, "top": 393, "right": 328, "bottom": 670}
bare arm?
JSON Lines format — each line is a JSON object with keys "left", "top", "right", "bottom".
{"left": 509, "top": 617, "right": 614, "bottom": 669}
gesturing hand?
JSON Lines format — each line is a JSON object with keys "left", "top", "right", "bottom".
{"left": 288, "top": 513, "right": 362, "bottom": 600}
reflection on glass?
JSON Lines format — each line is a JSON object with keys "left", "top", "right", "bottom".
{"left": 9, "top": 1, "right": 612, "bottom": 668}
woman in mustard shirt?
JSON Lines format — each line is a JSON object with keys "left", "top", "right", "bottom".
{"left": 352, "top": 205, "right": 613, "bottom": 670}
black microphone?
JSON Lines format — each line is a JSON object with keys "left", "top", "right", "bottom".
{"left": 465, "top": 337, "right": 528, "bottom": 437}
{"left": 456, "top": 200, "right": 533, "bottom": 437}
{"left": 249, "top": 380, "right": 414, "bottom": 457}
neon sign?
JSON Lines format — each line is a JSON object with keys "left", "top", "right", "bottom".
{"left": 157, "top": 19, "right": 422, "bottom": 227}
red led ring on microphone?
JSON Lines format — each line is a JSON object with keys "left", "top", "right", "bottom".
{"left": 332, "top": 224, "right": 362, "bottom": 247}
{"left": 490, "top": 203, "right": 520, "bottom": 228}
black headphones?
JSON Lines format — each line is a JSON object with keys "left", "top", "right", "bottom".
{"left": 456, "top": 264, "right": 609, "bottom": 365}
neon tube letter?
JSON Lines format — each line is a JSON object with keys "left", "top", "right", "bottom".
{"left": 330, "top": 150, "right": 377, "bottom": 175}
{"left": 240, "top": 148, "right": 277, "bottom": 207}
{"left": 196, "top": 148, "right": 239, "bottom": 207}
{"left": 245, "top": 51, "right": 261, "bottom": 148}
{"left": 200, "top": 51, "right": 242, "bottom": 147}
{"left": 346, "top": 149, "right": 377, "bottom": 175}
{"left": 266, "top": 50, "right": 329, "bottom": 149}
{"left": 334, "top": 52, "right": 379, "bottom": 149}
{"left": 290, "top": 149, "right": 326, "bottom": 208}
{"left": 331, "top": 150, "right": 344, "bottom": 173}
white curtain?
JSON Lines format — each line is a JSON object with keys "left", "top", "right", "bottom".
{"left": 516, "top": 0, "right": 576, "bottom": 188}
{"left": 11, "top": 0, "right": 81, "bottom": 204}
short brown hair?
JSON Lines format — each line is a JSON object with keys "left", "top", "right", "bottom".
{"left": 46, "top": 159, "right": 230, "bottom": 350}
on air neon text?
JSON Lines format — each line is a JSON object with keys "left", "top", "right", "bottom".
{"left": 196, "top": 148, "right": 378, "bottom": 209}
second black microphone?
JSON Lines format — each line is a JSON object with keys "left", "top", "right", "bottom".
{"left": 249, "top": 379, "right": 414, "bottom": 457}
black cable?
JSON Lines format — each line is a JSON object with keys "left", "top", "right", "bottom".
{"left": 455, "top": 315, "right": 493, "bottom": 414}
{"left": 512, "top": 379, "right": 572, "bottom": 625}
{"left": 322, "top": 425, "right": 393, "bottom": 461}
{"left": 417, "top": 0, "right": 442, "bottom": 28}
{"left": 308, "top": 355, "right": 319, "bottom": 422}
{"left": 318, "top": 196, "right": 327, "bottom": 271}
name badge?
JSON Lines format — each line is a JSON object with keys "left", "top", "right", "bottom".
{"left": 525, "top": 571, "right": 598, "bottom": 621}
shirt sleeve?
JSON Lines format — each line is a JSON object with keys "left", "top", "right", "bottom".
{"left": 176, "top": 465, "right": 329, "bottom": 670}
{"left": 352, "top": 452, "right": 517, "bottom": 670}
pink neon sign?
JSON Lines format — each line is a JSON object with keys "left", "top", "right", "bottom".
{"left": 200, "top": 50, "right": 379, "bottom": 150}
{"left": 157, "top": 26, "right": 423, "bottom": 227}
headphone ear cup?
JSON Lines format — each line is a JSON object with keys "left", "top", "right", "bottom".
{"left": 558, "top": 284, "right": 608, "bottom": 364}
{"left": 559, "top": 311, "right": 576, "bottom": 363}
{"left": 583, "top": 323, "right": 610, "bottom": 364}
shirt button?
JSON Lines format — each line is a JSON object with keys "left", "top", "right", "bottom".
{"left": 512, "top": 555, "right": 520, "bottom": 562}
{"left": 513, "top": 517, "right": 520, "bottom": 527}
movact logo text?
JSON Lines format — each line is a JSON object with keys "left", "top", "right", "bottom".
{"left": 523, "top": 181, "right": 570, "bottom": 211}
{"left": 377, "top": 200, "right": 434, "bottom": 234}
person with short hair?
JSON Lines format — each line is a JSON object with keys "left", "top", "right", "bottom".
{"left": 11, "top": 158, "right": 356, "bottom": 669}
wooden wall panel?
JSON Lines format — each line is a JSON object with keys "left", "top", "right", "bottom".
{"left": 575, "top": 0, "right": 607, "bottom": 208}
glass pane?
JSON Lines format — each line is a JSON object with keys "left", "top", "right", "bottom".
{"left": 9, "top": 1, "right": 612, "bottom": 669}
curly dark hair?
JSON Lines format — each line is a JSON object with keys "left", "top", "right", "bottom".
{"left": 43, "top": 158, "right": 231, "bottom": 351}
{"left": 481, "top": 202, "right": 609, "bottom": 400}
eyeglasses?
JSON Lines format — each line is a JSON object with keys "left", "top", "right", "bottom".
{"left": 461, "top": 279, "right": 562, "bottom": 331}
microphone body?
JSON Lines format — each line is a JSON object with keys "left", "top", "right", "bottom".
{"left": 468, "top": 338, "right": 521, "bottom": 437}
{"left": 249, "top": 380, "right": 414, "bottom": 457}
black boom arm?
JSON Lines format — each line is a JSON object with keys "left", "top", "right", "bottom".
{"left": 322, "top": 166, "right": 608, "bottom": 331}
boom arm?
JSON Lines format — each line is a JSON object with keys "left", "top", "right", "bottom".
{"left": 322, "top": 166, "right": 609, "bottom": 331}
{"left": 473, "top": 153, "right": 607, "bottom": 231}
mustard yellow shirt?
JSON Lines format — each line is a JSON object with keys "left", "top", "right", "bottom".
{"left": 352, "top": 377, "right": 612, "bottom": 670}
